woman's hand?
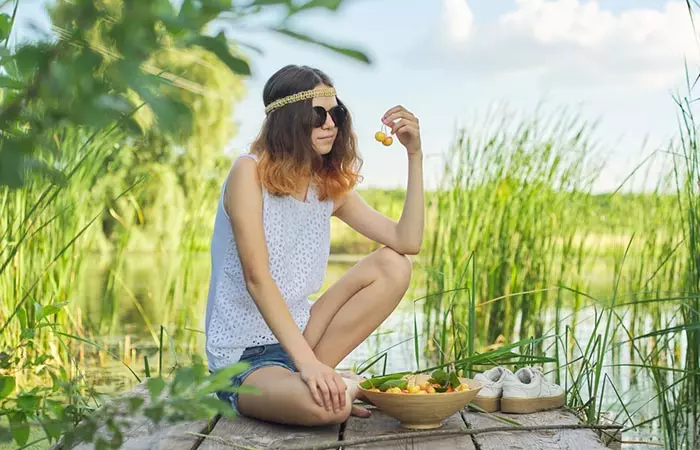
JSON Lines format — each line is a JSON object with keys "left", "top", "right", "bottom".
{"left": 297, "top": 358, "right": 347, "bottom": 413}
{"left": 382, "top": 105, "right": 422, "bottom": 156}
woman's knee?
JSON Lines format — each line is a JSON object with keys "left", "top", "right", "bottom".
{"left": 373, "top": 247, "right": 412, "bottom": 288}
{"left": 301, "top": 400, "right": 352, "bottom": 425}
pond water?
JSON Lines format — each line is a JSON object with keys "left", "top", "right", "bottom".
{"left": 68, "top": 252, "right": 674, "bottom": 449}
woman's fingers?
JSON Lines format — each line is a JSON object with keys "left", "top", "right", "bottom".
{"left": 306, "top": 378, "right": 324, "bottom": 407}
{"left": 332, "top": 373, "right": 347, "bottom": 410}
{"left": 326, "top": 376, "right": 340, "bottom": 412}
{"left": 384, "top": 110, "right": 417, "bottom": 127}
{"left": 318, "top": 378, "right": 333, "bottom": 411}
{"left": 391, "top": 120, "right": 418, "bottom": 135}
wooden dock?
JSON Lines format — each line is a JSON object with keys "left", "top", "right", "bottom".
{"left": 55, "top": 382, "right": 622, "bottom": 450}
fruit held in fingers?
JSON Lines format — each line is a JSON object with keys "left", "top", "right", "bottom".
{"left": 375, "top": 123, "right": 393, "bottom": 146}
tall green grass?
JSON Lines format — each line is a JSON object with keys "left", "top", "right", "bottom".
{"left": 417, "top": 104, "right": 697, "bottom": 448}
{"left": 671, "top": 66, "right": 700, "bottom": 450}
{"left": 423, "top": 106, "right": 603, "bottom": 363}
{"left": 0, "top": 123, "right": 220, "bottom": 388}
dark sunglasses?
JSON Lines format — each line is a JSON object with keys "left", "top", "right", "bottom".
{"left": 312, "top": 105, "right": 347, "bottom": 128}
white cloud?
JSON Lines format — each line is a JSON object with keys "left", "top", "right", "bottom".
{"left": 424, "top": 1, "right": 699, "bottom": 91}
{"left": 443, "top": 0, "right": 474, "bottom": 43}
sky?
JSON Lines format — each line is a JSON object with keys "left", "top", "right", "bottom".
{"left": 11, "top": 0, "right": 700, "bottom": 192}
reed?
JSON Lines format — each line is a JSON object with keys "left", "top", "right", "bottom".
{"left": 670, "top": 59, "right": 700, "bottom": 450}
{"left": 422, "top": 105, "right": 603, "bottom": 364}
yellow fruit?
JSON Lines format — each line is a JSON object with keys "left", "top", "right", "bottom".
{"left": 415, "top": 390, "right": 427, "bottom": 395}
{"left": 426, "top": 385, "right": 435, "bottom": 394}
{"left": 386, "top": 387, "right": 402, "bottom": 394}
{"left": 375, "top": 131, "right": 386, "bottom": 141}
{"left": 407, "top": 385, "right": 421, "bottom": 394}
{"left": 368, "top": 388, "right": 380, "bottom": 392}
{"left": 382, "top": 136, "right": 393, "bottom": 146}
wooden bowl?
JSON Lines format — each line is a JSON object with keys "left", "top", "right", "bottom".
{"left": 358, "top": 374, "right": 482, "bottom": 429}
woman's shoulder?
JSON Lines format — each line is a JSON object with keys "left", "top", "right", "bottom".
{"left": 224, "top": 153, "right": 262, "bottom": 207}
{"left": 228, "top": 154, "right": 258, "bottom": 179}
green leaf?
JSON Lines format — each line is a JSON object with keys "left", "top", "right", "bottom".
{"left": 17, "top": 394, "right": 40, "bottom": 410}
{"left": 127, "top": 396, "right": 145, "bottom": 413}
{"left": 434, "top": 386, "right": 449, "bottom": 393}
{"left": 359, "top": 372, "right": 406, "bottom": 389}
{"left": 449, "top": 372, "right": 461, "bottom": 389}
{"left": 143, "top": 404, "right": 164, "bottom": 424}
{"left": 36, "top": 301, "right": 69, "bottom": 322}
{"left": 17, "top": 307, "right": 27, "bottom": 329}
{"left": 147, "top": 377, "right": 166, "bottom": 402}
{"left": 0, "top": 13, "right": 11, "bottom": 42}
{"left": 34, "top": 354, "right": 51, "bottom": 366}
{"left": 186, "top": 33, "right": 251, "bottom": 75}
{"left": 45, "top": 422, "right": 64, "bottom": 440}
{"left": 0, "top": 75, "right": 23, "bottom": 89}
{"left": 9, "top": 413, "right": 29, "bottom": 447}
{"left": 20, "top": 328, "right": 35, "bottom": 340}
{"left": 200, "top": 362, "right": 248, "bottom": 393}
{"left": 273, "top": 27, "right": 370, "bottom": 64}
{"left": 429, "top": 369, "right": 448, "bottom": 385}
{"left": 194, "top": 396, "right": 232, "bottom": 414}
{"left": 0, "top": 376, "right": 15, "bottom": 399}
{"left": 378, "top": 379, "right": 407, "bottom": 392}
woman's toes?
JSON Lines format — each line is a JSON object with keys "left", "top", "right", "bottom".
{"left": 351, "top": 404, "right": 372, "bottom": 418}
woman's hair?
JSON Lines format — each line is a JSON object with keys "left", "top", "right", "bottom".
{"left": 250, "top": 64, "right": 363, "bottom": 201}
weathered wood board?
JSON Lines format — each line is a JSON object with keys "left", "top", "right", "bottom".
{"left": 462, "top": 408, "right": 610, "bottom": 450}
{"left": 342, "top": 408, "right": 476, "bottom": 449}
{"left": 55, "top": 383, "right": 618, "bottom": 450}
{"left": 198, "top": 414, "right": 339, "bottom": 450}
{"left": 59, "top": 381, "right": 216, "bottom": 450}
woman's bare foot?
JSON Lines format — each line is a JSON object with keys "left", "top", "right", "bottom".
{"left": 351, "top": 404, "right": 371, "bottom": 417}
{"left": 340, "top": 371, "right": 373, "bottom": 418}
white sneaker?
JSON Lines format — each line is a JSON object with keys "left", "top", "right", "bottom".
{"left": 500, "top": 367, "right": 566, "bottom": 414}
{"left": 471, "top": 366, "right": 512, "bottom": 412}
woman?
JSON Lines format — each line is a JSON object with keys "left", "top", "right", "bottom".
{"left": 205, "top": 64, "right": 424, "bottom": 426}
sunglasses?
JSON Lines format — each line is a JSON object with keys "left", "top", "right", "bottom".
{"left": 312, "top": 105, "right": 347, "bottom": 129}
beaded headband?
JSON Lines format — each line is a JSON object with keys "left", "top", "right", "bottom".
{"left": 264, "top": 87, "right": 337, "bottom": 115}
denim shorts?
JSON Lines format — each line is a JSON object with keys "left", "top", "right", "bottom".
{"left": 215, "top": 343, "right": 297, "bottom": 414}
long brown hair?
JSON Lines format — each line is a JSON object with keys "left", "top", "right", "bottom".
{"left": 250, "top": 65, "right": 363, "bottom": 201}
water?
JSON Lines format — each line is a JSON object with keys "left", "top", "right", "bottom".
{"left": 68, "top": 252, "right": 669, "bottom": 448}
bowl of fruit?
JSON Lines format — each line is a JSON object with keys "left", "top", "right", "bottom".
{"left": 358, "top": 369, "right": 482, "bottom": 430}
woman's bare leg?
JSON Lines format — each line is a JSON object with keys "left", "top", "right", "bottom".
{"left": 305, "top": 246, "right": 412, "bottom": 366}
{"left": 236, "top": 247, "right": 412, "bottom": 425}
{"left": 237, "top": 366, "right": 359, "bottom": 425}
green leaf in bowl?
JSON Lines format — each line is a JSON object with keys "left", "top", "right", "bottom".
{"left": 379, "top": 379, "right": 408, "bottom": 392}
{"left": 449, "top": 372, "right": 461, "bottom": 389}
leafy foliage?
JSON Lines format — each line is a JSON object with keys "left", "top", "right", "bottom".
{"left": 0, "top": 0, "right": 370, "bottom": 189}
{"left": 0, "top": 0, "right": 368, "bottom": 448}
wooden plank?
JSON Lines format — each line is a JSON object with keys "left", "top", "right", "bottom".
{"left": 104, "top": 418, "right": 214, "bottom": 450}
{"left": 57, "top": 382, "right": 216, "bottom": 450}
{"left": 462, "top": 408, "right": 609, "bottom": 450}
{"left": 342, "top": 408, "right": 476, "bottom": 449}
{"left": 198, "top": 415, "right": 339, "bottom": 449}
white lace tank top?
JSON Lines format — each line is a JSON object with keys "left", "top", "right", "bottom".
{"left": 204, "top": 153, "right": 334, "bottom": 372}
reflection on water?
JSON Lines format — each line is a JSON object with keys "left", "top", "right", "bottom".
{"left": 68, "top": 252, "right": 669, "bottom": 446}
{"left": 73, "top": 252, "right": 425, "bottom": 393}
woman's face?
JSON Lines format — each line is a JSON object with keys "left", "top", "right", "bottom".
{"left": 310, "top": 85, "right": 345, "bottom": 155}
